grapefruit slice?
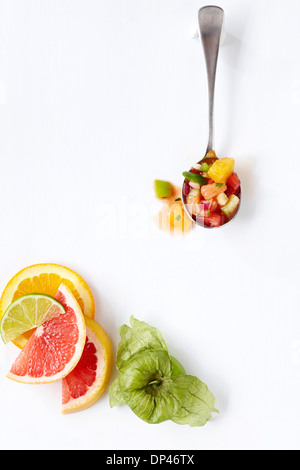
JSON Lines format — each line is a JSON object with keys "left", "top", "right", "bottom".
{"left": 62, "top": 316, "right": 113, "bottom": 414}
{"left": 7, "top": 283, "right": 86, "bottom": 384}
{"left": 0, "top": 264, "right": 94, "bottom": 348}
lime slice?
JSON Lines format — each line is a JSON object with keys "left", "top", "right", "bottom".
{"left": 0, "top": 294, "right": 65, "bottom": 344}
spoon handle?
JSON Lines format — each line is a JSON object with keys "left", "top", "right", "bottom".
{"left": 198, "top": 6, "right": 224, "bottom": 153}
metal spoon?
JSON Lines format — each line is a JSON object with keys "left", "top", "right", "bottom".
{"left": 182, "top": 6, "right": 241, "bottom": 228}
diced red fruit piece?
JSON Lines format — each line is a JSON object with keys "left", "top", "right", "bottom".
{"left": 195, "top": 208, "right": 224, "bottom": 227}
{"left": 227, "top": 173, "right": 240, "bottom": 191}
{"left": 226, "top": 187, "right": 234, "bottom": 196}
{"left": 202, "top": 200, "right": 211, "bottom": 211}
{"left": 226, "top": 185, "right": 241, "bottom": 197}
{"left": 204, "top": 212, "right": 223, "bottom": 227}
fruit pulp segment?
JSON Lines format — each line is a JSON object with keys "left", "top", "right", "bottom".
{"left": 62, "top": 333, "right": 98, "bottom": 403}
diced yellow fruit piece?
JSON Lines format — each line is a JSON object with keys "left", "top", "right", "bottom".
{"left": 217, "top": 192, "right": 229, "bottom": 206}
{"left": 207, "top": 158, "right": 235, "bottom": 183}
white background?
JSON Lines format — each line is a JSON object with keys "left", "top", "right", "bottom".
{"left": 0, "top": 0, "right": 299, "bottom": 451}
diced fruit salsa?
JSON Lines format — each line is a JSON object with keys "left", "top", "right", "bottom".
{"left": 182, "top": 151, "right": 241, "bottom": 228}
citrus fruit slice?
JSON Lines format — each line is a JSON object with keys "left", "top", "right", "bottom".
{"left": 7, "top": 283, "right": 86, "bottom": 384}
{"left": 62, "top": 316, "right": 113, "bottom": 414}
{"left": 0, "top": 294, "right": 65, "bottom": 345}
{"left": 0, "top": 264, "right": 94, "bottom": 348}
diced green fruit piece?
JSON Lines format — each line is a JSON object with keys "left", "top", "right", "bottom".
{"left": 221, "top": 194, "right": 240, "bottom": 217}
{"left": 201, "top": 162, "right": 210, "bottom": 172}
{"left": 182, "top": 172, "right": 208, "bottom": 185}
{"left": 154, "top": 180, "right": 172, "bottom": 198}
{"left": 217, "top": 192, "right": 229, "bottom": 206}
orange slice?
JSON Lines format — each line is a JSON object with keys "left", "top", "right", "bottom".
{"left": 0, "top": 264, "right": 95, "bottom": 348}
{"left": 62, "top": 316, "right": 113, "bottom": 414}
{"left": 7, "top": 283, "right": 86, "bottom": 384}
